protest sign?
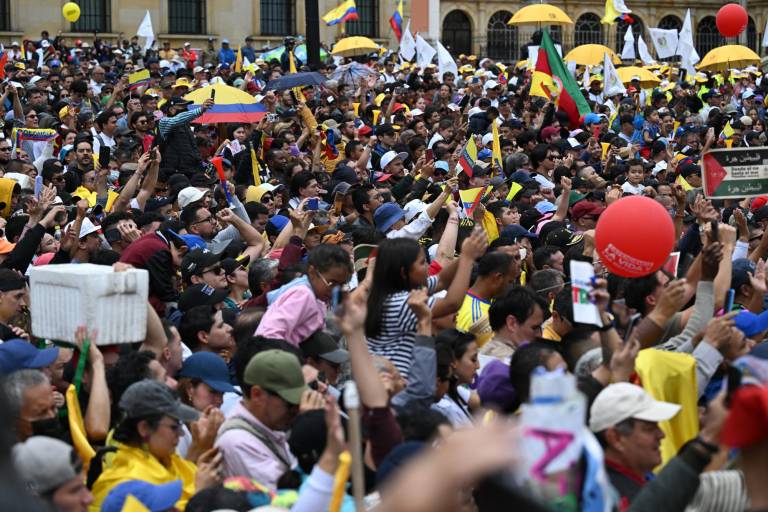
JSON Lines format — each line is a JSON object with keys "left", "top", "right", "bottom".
{"left": 702, "top": 147, "right": 768, "bottom": 199}
{"left": 569, "top": 261, "right": 602, "bottom": 326}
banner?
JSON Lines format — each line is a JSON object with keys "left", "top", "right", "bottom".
{"left": 436, "top": 40, "right": 457, "bottom": 81}
{"left": 603, "top": 51, "right": 626, "bottom": 97}
{"left": 415, "top": 34, "right": 436, "bottom": 70}
{"left": 648, "top": 28, "right": 679, "bottom": 59}
{"left": 702, "top": 147, "right": 768, "bottom": 199}
{"left": 399, "top": 19, "right": 416, "bottom": 61}
{"left": 621, "top": 25, "right": 635, "bottom": 60}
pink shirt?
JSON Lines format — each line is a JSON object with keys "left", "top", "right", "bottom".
{"left": 255, "top": 283, "right": 326, "bottom": 346}
{"left": 215, "top": 400, "right": 296, "bottom": 490}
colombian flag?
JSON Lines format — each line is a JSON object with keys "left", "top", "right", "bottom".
{"left": 459, "top": 187, "right": 487, "bottom": 216}
{"left": 322, "top": 0, "right": 359, "bottom": 25}
{"left": 389, "top": 0, "right": 404, "bottom": 41}
{"left": 128, "top": 69, "right": 151, "bottom": 90}
{"left": 459, "top": 136, "right": 478, "bottom": 177}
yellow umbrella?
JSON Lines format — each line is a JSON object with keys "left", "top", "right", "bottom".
{"left": 507, "top": 4, "right": 573, "bottom": 25}
{"left": 564, "top": 45, "right": 620, "bottom": 66}
{"left": 698, "top": 45, "right": 760, "bottom": 72}
{"left": 331, "top": 36, "right": 380, "bottom": 57}
{"left": 616, "top": 66, "right": 661, "bottom": 89}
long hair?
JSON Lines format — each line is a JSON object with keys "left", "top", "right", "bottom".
{"left": 365, "top": 238, "right": 423, "bottom": 338}
{"left": 435, "top": 329, "right": 476, "bottom": 404}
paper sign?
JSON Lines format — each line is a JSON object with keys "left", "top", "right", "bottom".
{"left": 702, "top": 147, "right": 768, "bottom": 199}
{"left": 570, "top": 260, "right": 602, "bottom": 326}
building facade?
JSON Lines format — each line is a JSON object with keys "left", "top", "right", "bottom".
{"left": 5, "top": 0, "right": 767, "bottom": 61}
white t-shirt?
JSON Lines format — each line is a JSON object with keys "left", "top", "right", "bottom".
{"left": 621, "top": 181, "right": 645, "bottom": 195}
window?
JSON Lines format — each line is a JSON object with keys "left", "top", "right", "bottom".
{"left": 442, "top": 10, "right": 472, "bottom": 56}
{"left": 658, "top": 15, "right": 682, "bottom": 31}
{"left": 261, "top": 0, "right": 293, "bottom": 36}
{"left": 487, "top": 11, "right": 517, "bottom": 61}
{"left": 72, "top": 0, "right": 110, "bottom": 33}
{"left": 616, "top": 17, "right": 644, "bottom": 54}
{"left": 574, "top": 13, "right": 603, "bottom": 47}
{"left": 0, "top": 0, "right": 10, "bottom": 32}
{"left": 748, "top": 17, "right": 757, "bottom": 51}
{"left": 169, "top": 0, "right": 206, "bottom": 34}
{"left": 347, "top": 0, "right": 378, "bottom": 37}
{"left": 696, "top": 17, "right": 724, "bottom": 56}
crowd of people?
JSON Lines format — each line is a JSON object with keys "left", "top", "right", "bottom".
{"left": 1, "top": 24, "right": 768, "bottom": 512}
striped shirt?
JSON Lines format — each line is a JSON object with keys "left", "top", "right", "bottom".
{"left": 367, "top": 275, "right": 438, "bottom": 378}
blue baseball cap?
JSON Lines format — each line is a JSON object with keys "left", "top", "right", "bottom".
{"left": 101, "top": 479, "right": 182, "bottom": 512}
{"left": 535, "top": 201, "right": 556, "bottom": 214}
{"left": 583, "top": 113, "right": 602, "bottom": 126}
{"left": 374, "top": 202, "right": 405, "bottom": 232}
{"left": 179, "top": 234, "right": 207, "bottom": 251}
{"left": 266, "top": 215, "right": 290, "bottom": 237}
{"left": 477, "top": 148, "right": 493, "bottom": 160}
{"left": 501, "top": 224, "right": 538, "bottom": 240}
{"left": 178, "top": 352, "right": 237, "bottom": 393}
{"left": 735, "top": 310, "right": 768, "bottom": 338}
{"left": 0, "top": 340, "right": 59, "bottom": 375}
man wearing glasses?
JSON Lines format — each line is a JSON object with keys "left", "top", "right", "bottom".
{"left": 181, "top": 248, "right": 228, "bottom": 290}
{"left": 0, "top": 140, "right": 12, "bottom": 175}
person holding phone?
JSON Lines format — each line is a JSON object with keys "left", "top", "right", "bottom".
{"left": 157, "top": 95, "right": 215, "bottom": 174}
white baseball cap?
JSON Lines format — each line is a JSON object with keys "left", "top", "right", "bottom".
{"left": 651, "top": 160, "right": 668, "bottom": 176}
{"left": 483, "top": 79, "right": 499, "bottom": 90}
{"left": 380, "top": 151, "right": 408, "bottom": 170}
{"left": 177, "top": 186, "right": 206, "bottom": 210}
{"left": 589, "top": 383, "right": 680, "bottom": 433}
{"left": 410, "top": 108, "right": 424, "bottom": 117}
{"left": 742, "top": 89, "right": 755, "bottom": 100}
{"left": 481, "top": 133, "right": 494, "bottom": 146}
{"left": 403, "top": 199, "right": 428, "bottom": 222}
{"left": 66, "top": 217, "right": 101, "bottom": 239}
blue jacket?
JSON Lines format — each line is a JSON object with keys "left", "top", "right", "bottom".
{"left": 218, "top": 47, "right": 236, "bottom": 65}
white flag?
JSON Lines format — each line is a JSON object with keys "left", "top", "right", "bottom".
{"left": 603, "top": 52, "right": 626, "bottom": 97}
{"left": 763, "top": 18, "right": 768, "bottom": 47}
{"left": 582, "top": 65, "right": 591, "bottom": 89}
{"left": 621, "top": 25, "right": 635, "bottom": 60}
{"left": 637, "top": 36, "right": 655, "bottom": 66}
{"left": 399, "top": 19, "right": 416, "bottom": 61}
{"left": 137, "top": 10, "right": 155, "bottom": 51}
{"left": 566, "top": 60, "right": 577, "bottom": 78}
{"left": 435, "top": 40, "right": 458, "bottom": 81}
{"left": 415, "top": 34, "right": 436, "bottom": 70}
{"left": 648, "top": 28, "right": 679, "bottom": 59}
{"left": 678, "top": 9, "right": 700, "bottom": 63}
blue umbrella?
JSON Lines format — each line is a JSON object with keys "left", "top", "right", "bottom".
{"left": 263, "top": 72, "right": 327, "bottom": 91}
{"left": 330, "top": 62, "right": 379, "bottom": 85}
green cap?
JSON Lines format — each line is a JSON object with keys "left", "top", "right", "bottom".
{"left": 568, "top": 190, "right": 586, "bottom": 207}
{"left": 244, "top": 350, "right": 306, "bottom": 405}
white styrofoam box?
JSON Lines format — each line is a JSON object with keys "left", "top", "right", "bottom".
{"left": 30, "top": 264, "right": 149, "bottom": 345}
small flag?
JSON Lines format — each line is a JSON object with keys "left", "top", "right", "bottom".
{"left": 323, "top": 128, "right": 339, "bottom": 159}
{"left": 250, "top": 147, "right": 262, "bottom": 187}
{"left": 675, "top": 174, "right": 693, "bottom": 191}
{"left": 491, "top": 121, "right": 503, "bottom": 173}
{"left": 211, "top": 157, "right": 234, "bottom": 205}
{"left": 389, "top": 0, "right": 404, "bottom": 41}
{"left": 459, "top": 137, "right": 478, "bottom": 176}
{"left": 235, "top": 45, "right": 243, "bottom": 73}
{"left": 602, "top": 0, "right": 633, "bottom": 25}
{"left": 459, "top": 186, "right": 487, "bottom": 216}
{"left": 322, "top": 0, "right": 359, "bottom": 26}
{"left": 128, "top": 69, "right": 150, "bottom": 90}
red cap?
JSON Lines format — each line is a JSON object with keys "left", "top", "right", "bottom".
{"left": 358, "top": 125, "right": 372, "bottom": 136}
{"left": 541, "top": 126, "right": 559, "bottom": 141}
{"left": 392, "top": 103, "right": 406, "bottom": 113}
{"left": 571, "top": 201, "right": 606, "bottom": 222}
{"left": 376, "top": 173, "right": 392, "bottom": 182}
{"left": 721, "top": 385, "right": 768, "bottom": 448}
{"left": 751, "top": 196, "right": 768, "bottom": 212}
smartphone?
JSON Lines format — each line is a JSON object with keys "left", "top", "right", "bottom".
{"left": 725, "top": 288, "right": 735, "bottom": 313}
{"left": 142, "top": 136, "right": 152, "bottom": 154}
{"left": 458, "top": 94, "right": 470, "bottom": 109}
{"left": 725, "top": 366, "right": 742, "bottom": 407}
{"left": 306, "top": 198, "right": 319, "bottom": 211}
{"left": 210, "top": 88, "right": 216, "bottom": 100}
{"left": 330, "top": 286, "right": 343, "bottom": 316}
{"left": 289, "top": 90, "right": 299, "bottom": 105}
{"left": 425, "top": 148, "right": 434, "bottom": 163}
{"left": 333, "top": 191, "right": 344, "bottom": 216}
{"left": 34, "top": 175, "right": 43, "bottom": 199}
{"left": 98, "top": 145, "right": 111, "bottom": 169}
{"left": 710, "top": 220, "right": 719, "bottom": 242}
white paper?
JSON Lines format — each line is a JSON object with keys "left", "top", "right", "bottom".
{"left": 570, "top": 260, "right": 603, "bottom": 326}
{"left": 603, "top": 51, "right": 627, "bottom": 97}
{"left": 399, "top": 19, "right": 417, "bottom": 61}
{"left": 621, "top": 25, "right": 635, "bottom": 61}
{"left": 415, "top": 34, "right": 436, "bottom": 70}
{"left": 648, "top": 28, "right": 679, "bottom": 59}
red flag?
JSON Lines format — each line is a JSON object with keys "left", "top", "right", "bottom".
{"left": 0, "top": 52, "right": 8, "bottom": 80}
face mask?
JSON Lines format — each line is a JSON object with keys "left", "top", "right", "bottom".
{"left": 31, "top": 416, "right": 67, "bottom": 441}
{"left": 109, "top": 170, "right": 120, "bottom": 183}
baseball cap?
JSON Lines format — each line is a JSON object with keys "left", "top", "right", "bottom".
{"left": 178, "top": 283, "right": 229, "bottom": 312}
{"left": 374, "top": 202, "right": 405, "bottom": 232}
{"left": 732, "top": 258, "right": 757, "bottom": 291}
{"left": 571, "top": 201, "right": 606, "bottom": 222}
{"left": 166, "top": 96, "right": 193, "bottom": 108}
{"left": 179, "top": 234, "right": 207, "bottom": 251}
{"left": 244, "top": 350, "right": 307, "bottom": 405}
{"left": 541, "top": 126, "right": 559, "bottom": 140}
{"left": 66, "top": 217, "right": 101, "bottom": 239}
{"left": 501, "top": 224, "right": 538, "bottom": 240}
{"left": 403, "top": 199, "right": 428, "bottom": 222}
{"left": 753, "top": 205, "right": 768, "bottom": 222}
{"left": 177, "top": 187, "right": 206, "bottom": 209}
{"left": 476, "top": 359, "right": 517, "bottom": 411}
{"left": 181, "top": 248, "right": 221, "bottom": 282}
{"left": 750, "top": 196, "right": 768, "bottom": 213}
{"left": 375, "top": 123, "right": 395, "bottom": 136}
{"left": 589, "top": 382, "right": 681, "bottom": 432}
{"left": 220, "top": 255, "right": 250, "bottom": 276}
{"left": 734, "top": 309, "right": 768, "bottom": 337}
{"left": 743, "top": 89, "right": 756, "bottom": 100}
{"left": 0, "top": 239, "right": 15, "bottom": 255}
{"left": 0, "top": 340, "right": 59, "bottom": 375}
{"left": 266, "top": 215, "right": 290, "bottom": 237}
{"left": 545, "top": 226, "right": 583, "bottom": 248}
{"left": 483, "top": 79, "right": 499, "bottom": 90}
{"left": 358, "top": 125, "right": 373, "bottom": 136}
{"left": 301, "top": 331, "right": 349, "bottom": 365}
{"left": 190, "top": 172, "right": 218, "bottom": 188}
{"left": 178, "top": 352, "right": 237, "bottom": 393}
{"left": 12, "top": 437, "right": 82, "bottom": 495}
{"left": 721, "top": 385, "right": 768, "bottom": 448}
{"left": 380, "top": 150, "right": 408, "bottom": 170}
{"left": 102, "top": 480, "right": 182, "bottom": 512}
{"left": 119, "top": 379, "right": 200, "bottom": 422}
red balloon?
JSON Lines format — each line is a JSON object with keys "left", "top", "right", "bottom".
{"left": 595, "top": 196, "right": 675, "bottom": 278}
{"left": 716, "top": 3, "right": 748, "bottom": 38}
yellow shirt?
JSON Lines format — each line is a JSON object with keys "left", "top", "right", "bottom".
{"left": 90, "top": 443, "right": 197, "bottom": 511}
{"left": 456, "top": 291, "right": 493, "bottom": 346}
{"left": 541, "top": 318, "right": 562, "bottom": 342}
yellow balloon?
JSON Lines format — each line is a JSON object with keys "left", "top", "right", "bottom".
{"left": 62, "top": 2, "right": 81, "bottom": 23}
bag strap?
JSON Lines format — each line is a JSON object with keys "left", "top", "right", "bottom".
{"left": 218, "top": 416, "right": 292, "bottom": 468}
